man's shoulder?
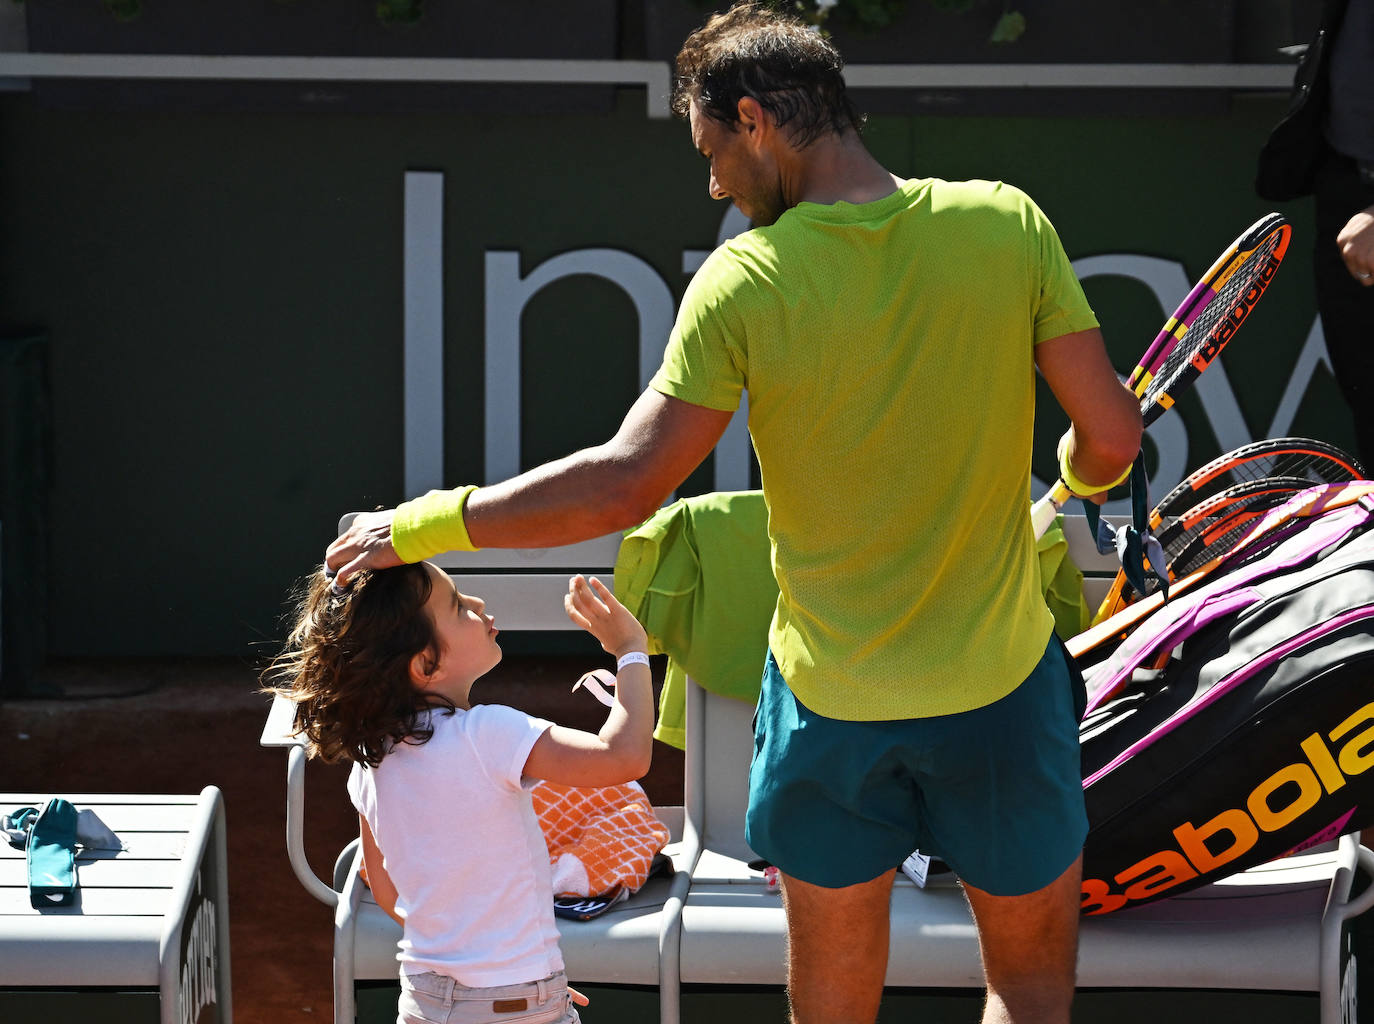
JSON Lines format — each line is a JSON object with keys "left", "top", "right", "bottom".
{"left": 684, "top": 232, "right": 777, "bottom": 304}
{"left": 923, "top": 176, "right": 1035, "bottom": 211}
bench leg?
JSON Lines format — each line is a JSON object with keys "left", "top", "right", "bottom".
{"left": 334, "top": 847, "right": 367, "bottom": 1024}
{"left": 657, "top": 866, "right": 692, "bottom": 1024}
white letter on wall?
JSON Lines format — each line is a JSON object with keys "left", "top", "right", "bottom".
{"left": 484, "top": 250, "right": 675, "bottom": 482}
{"left": 684, "top": 206, "right": 755, "bottom": 492}
{"left": 404, "top": 171, "right": 445, "bottom": 497}
{"left": 1266, "top": 317, "right": 1333, "bottom": 439}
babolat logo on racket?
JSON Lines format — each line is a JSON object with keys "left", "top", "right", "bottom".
{"left": 1189, "top": 253, "right": 1282, "bottom": 371}
{"left": 1081, "top": 699, "right": 1374, "bottom": 915}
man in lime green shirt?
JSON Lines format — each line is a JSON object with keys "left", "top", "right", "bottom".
{"left": 328, "top": 6, "right": 1141, "bottom": 1021}
{"left": 653, "top": 173, "right": 1096, "bottom": 723}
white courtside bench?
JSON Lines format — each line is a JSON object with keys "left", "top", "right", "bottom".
{"left": 0, "top": 788, "right": 232, "bottom": 1024}
{"left": 261, "top": 513, "right": 1374, "bottom": 1024}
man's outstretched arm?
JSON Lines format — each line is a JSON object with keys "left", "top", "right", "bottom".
{"left": 325, "top": 389, "right": 734, "bottom": 584}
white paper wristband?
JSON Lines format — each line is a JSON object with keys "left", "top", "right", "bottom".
{"left": 616, "top": 651, "right": 650, "bottom": 672}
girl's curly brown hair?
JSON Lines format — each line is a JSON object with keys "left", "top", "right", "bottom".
{"left": 261, "top": 563, "right": 453, "bottom": 768}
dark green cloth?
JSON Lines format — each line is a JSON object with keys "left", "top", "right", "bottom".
{"left": 14, "top": 798, "right": 79, "bottom": 908}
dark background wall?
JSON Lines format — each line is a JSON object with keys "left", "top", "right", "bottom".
{"left": 0, "top": 2, "right": 1343, "bottom": 663}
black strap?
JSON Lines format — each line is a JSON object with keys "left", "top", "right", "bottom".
{"left": 1082, "top": 452, "right": 1170, "bottom": 602}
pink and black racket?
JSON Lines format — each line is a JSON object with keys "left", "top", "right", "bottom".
{"left": 1032, "top": 212, "right": 1292, "bottom": 538}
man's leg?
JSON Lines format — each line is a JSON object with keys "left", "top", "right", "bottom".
{"left": 962, "top": 854, "right": 1082, "bottom": 1024}
{"left": 779, "top": 868, "right": 896, "bottom": 1024}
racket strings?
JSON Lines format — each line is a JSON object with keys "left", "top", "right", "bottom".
{"left": 1158, "top": 476, "right": 1315, "bottom": 559}
{"left": 1123, "top": 500, "right": 1276, "bottom": 603}
{"left": 1124, "top": 471, "right": 1329, "bottom": 604}
{"left": 1141, "top": 231, "right": 1284, "bottom": 408}
{"left": 1154, "top": 443, "right": 1364, "bottom": 520}
{"left": 1168, "top": 486, "right": 1307, "bottom": 579}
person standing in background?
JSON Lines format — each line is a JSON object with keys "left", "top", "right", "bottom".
{"left": 1257, "top": 0, "right": 1374, "bottom": 463}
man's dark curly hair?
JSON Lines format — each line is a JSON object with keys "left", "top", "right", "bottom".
{"left": 261, "top": 563, "right": 454, "bottom": 768}
{"left": 671, "top": 2, "right": 865, "bottom": 148}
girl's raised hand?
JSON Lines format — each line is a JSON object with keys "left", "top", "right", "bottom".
{"left": 563, "top": 575, "right": 648, "bottom": 659}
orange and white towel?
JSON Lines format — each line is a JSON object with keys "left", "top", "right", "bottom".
{"left": 531, "top": 780, "right": 669, "bottom": 899}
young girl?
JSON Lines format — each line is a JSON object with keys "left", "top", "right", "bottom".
{"left": 263, "top": 561, "right": 653, "bottom": 1024}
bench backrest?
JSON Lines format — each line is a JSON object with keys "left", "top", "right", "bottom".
{"left": 387, "top": 512, "right": 1126, "bottom": 631}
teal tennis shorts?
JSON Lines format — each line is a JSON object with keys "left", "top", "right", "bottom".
{"left": 745, "top": 636, "right": 1087, "bottom": 895}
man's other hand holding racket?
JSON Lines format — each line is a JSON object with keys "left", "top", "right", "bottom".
{"left": 1031, "top": 213, "right": 1293, "bottom": 539}
{"left": 1034, "top": 328, "right": 1144, "bottom": 521}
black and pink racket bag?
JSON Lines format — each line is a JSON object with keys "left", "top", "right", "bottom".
{"left": 1077, "top": 491, "right": 1374, "bottom": 915}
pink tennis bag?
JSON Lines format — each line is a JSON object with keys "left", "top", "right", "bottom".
{"left": 1077, "top": 487, "right": 1374, "bottom": 914}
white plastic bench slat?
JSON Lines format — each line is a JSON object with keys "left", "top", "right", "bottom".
{"left": 83, "top": 806, "right": 204, "bottom": 831}
{"left": 2, "top": 794, "right": 204, "bottom": 808}
{"left": 1079, "top": 883, "right": 1329, "bottom": 990}
{"left": 0, "top": 857, "right": 180, "bottom": 889}
{"left": 0, "top": 832, "right": 186, "bottom": 861}
{"left": 0, "top": 802, "right": 203, "bottom": 833}
{"left": 680, "top": 863, "right": 1338, "bottom": 991}
{"left": 1063, "top": 516, "right": 1121, "bottom": 571}
{"left": 348, "top": 869, "right": 684, "bottom": 986}
{"left": 0, "top": 886, "right": 173, "bottom": 916}
{"left": 440, "top": 574, "right": 596, "bottom": 631}
{"left": 1062, "top": 514, "right": 1124, "bottom": 611}
{"left": 434, "top": 536, "right": 621, "bottom": 571}
{"left": 261, "top": 691, "right": 302, "bottom": 747}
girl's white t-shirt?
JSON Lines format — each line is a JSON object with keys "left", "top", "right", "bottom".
{"left": 347, "top": 703, "right": 559, "bottom": 987}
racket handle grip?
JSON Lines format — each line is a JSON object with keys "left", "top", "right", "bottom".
{"left": 1030, "top": 479, "right": 1073, "bottom": 540}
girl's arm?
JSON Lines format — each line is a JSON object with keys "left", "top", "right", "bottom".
{"left": 523, "top": 576, "right": 654, "bottom": 788}
{"left": 359, "top": 814, "right": 403, "bottom": 928}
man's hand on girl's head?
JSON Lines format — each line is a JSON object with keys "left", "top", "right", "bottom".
{"left": 325, "top": 508, "right": 403, "bottom": 587}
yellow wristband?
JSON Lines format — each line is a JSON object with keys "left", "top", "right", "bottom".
{"left": 391, "top": 485, "right": 481, "bottom": 562}
{"left": 1059, "top": 443, "right": 1132, "bottom": 498}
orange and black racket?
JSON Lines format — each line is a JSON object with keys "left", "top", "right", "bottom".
{"left": 1151, "top": 437, "right": 1364, "bottom": 526}
{"left": 1093, "top": 438, "right": 1364, "bottom": 618}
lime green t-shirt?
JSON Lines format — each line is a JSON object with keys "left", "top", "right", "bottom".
{"left": 649, "top": 178, "right": 1099, "bottom": 720}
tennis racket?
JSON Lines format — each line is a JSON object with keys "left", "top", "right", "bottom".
{"left": 1151, "top": 436, "right": 1364, "bottom": 524}
{"left": 1092, "top": 438, "right": 1364, "bottom": 618}
{"left": 1031, "top": 212, "right": 1292, "bottom": 539}
{"left": 1092, "top": 477, "right": 1308, "bottom": 621}
{"left": 1071, "top": 481, "right": 1374, "bottom": 670}
{"left": 1095, "top": 477, "right": 1322, "bottom": 619}
{"left": 1161, "top": 475, "right": 1320, "bottom": 578}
